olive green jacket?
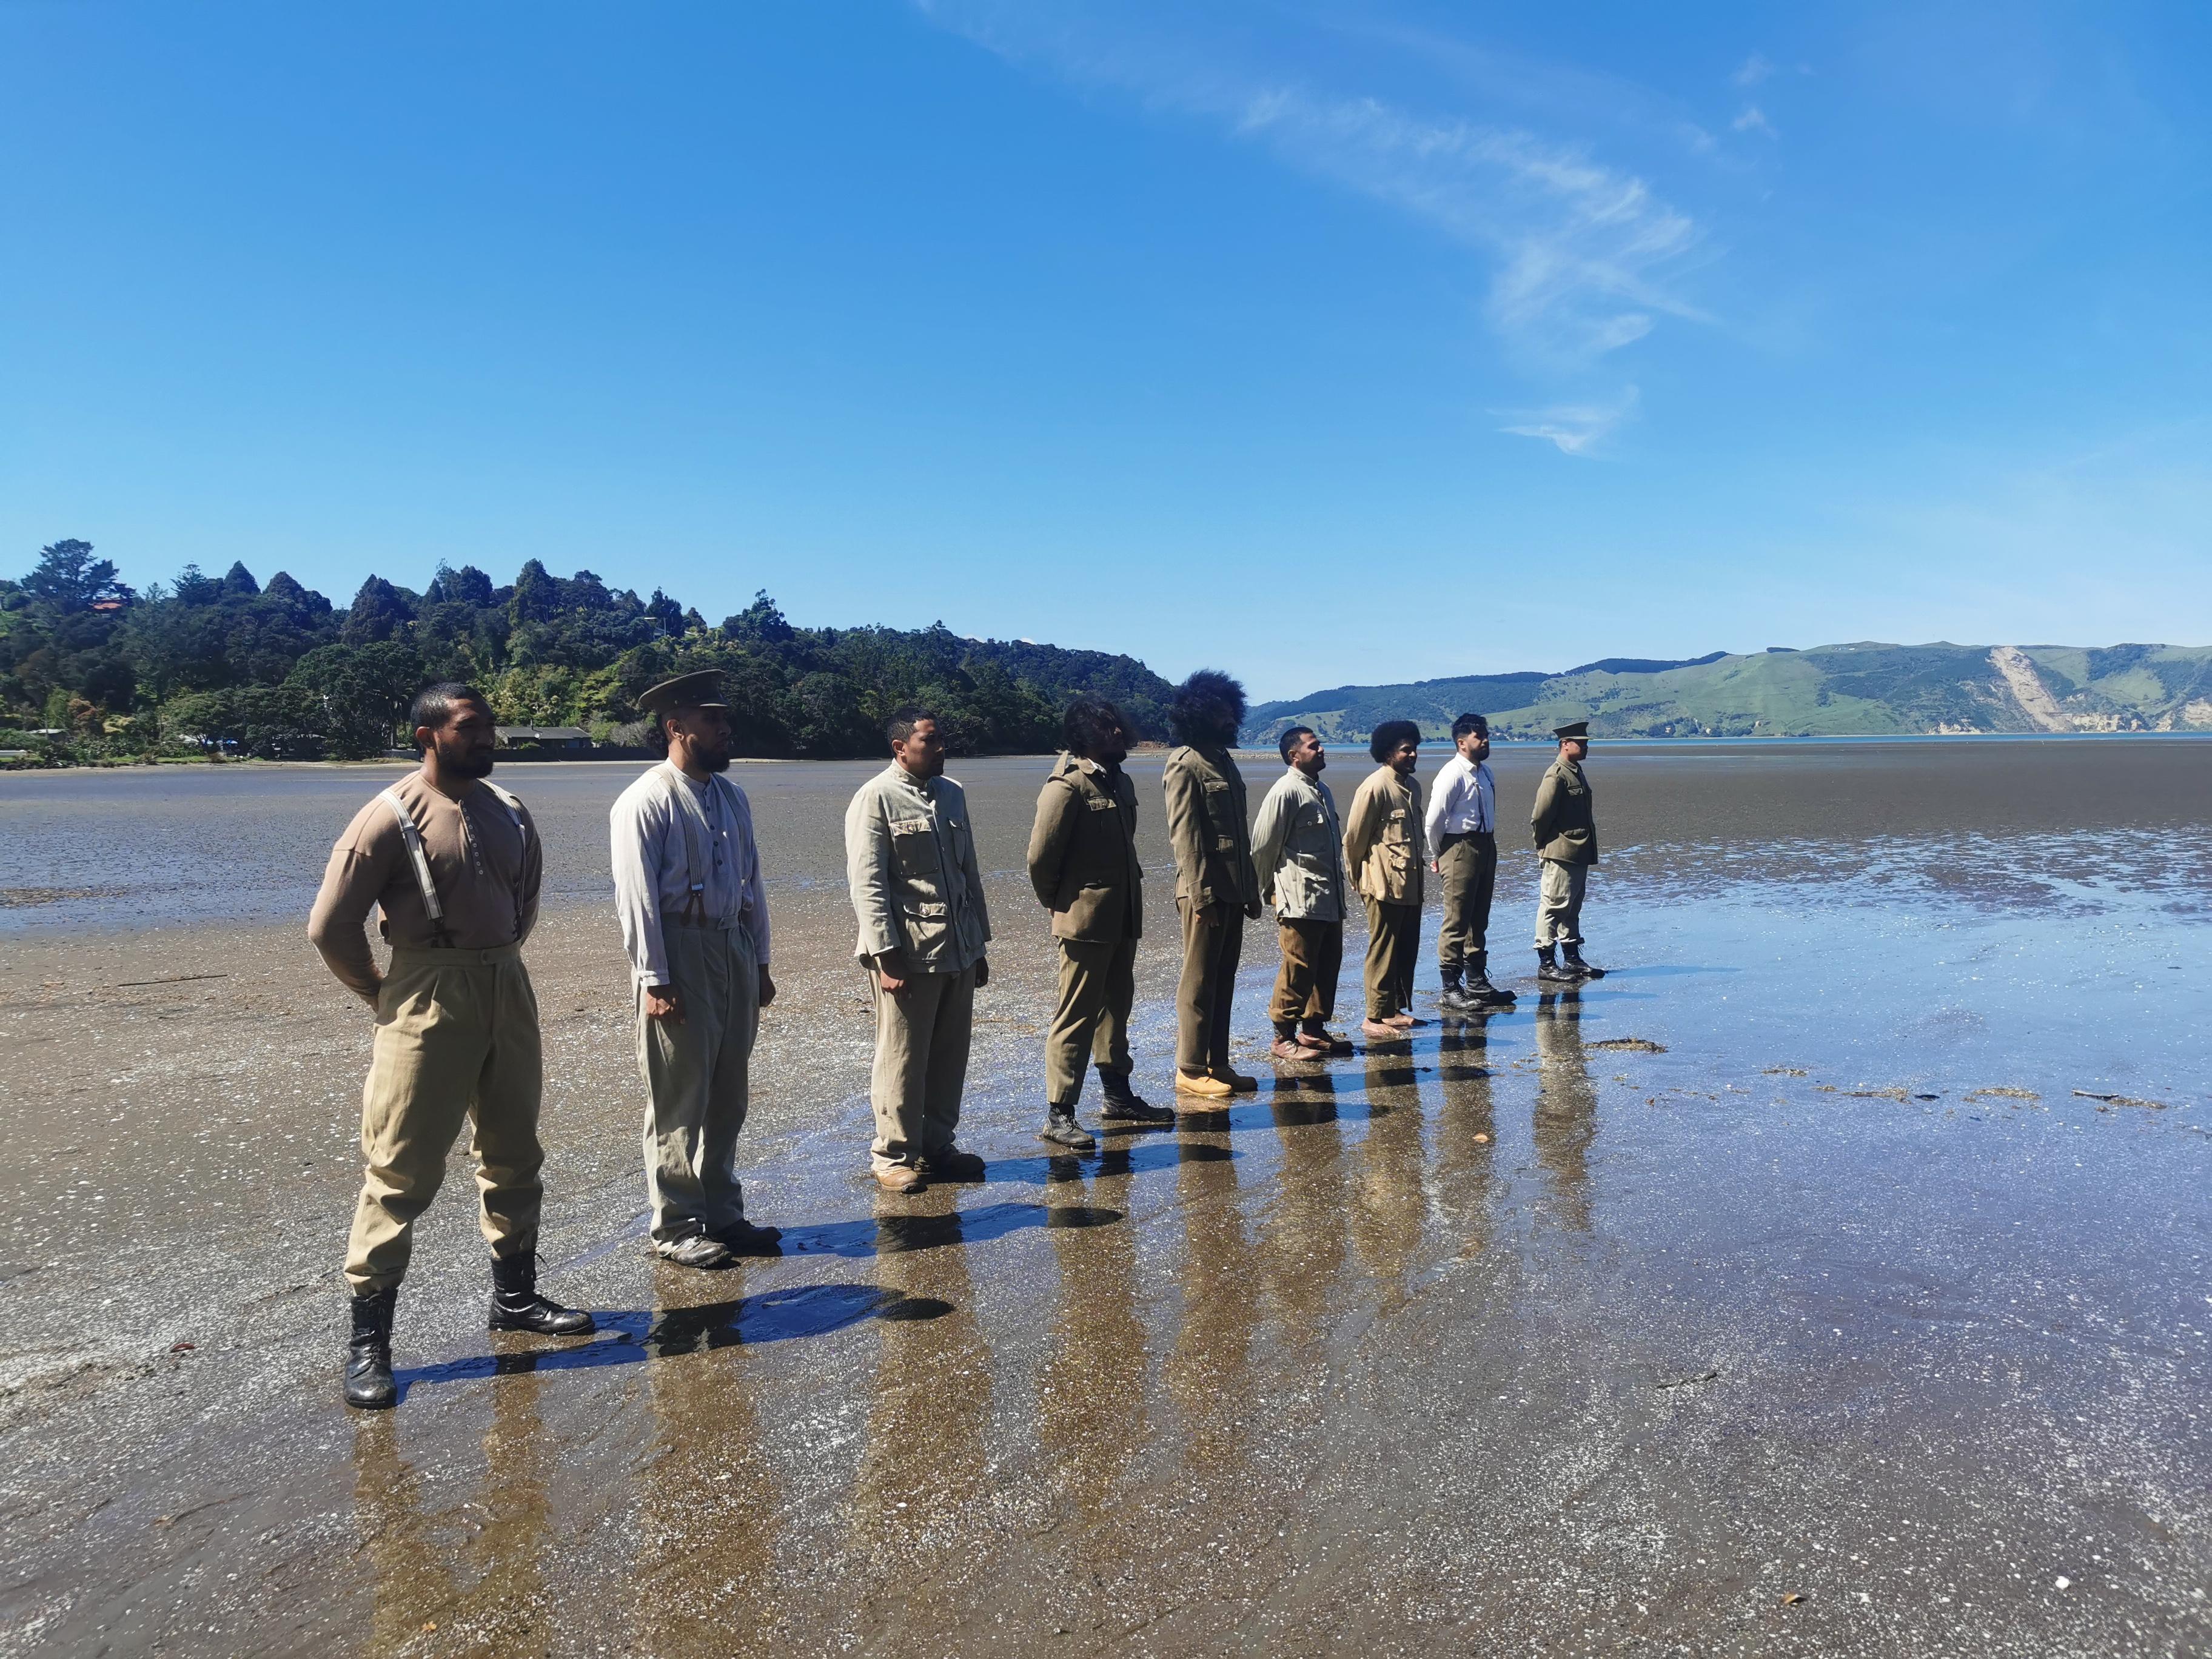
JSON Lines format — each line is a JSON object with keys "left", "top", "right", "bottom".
{"left": 1530, "top": 757, "right": 1599, "bottom": 865}
{"left": 1161, "top": 743, "right": 1259, "bottom": 911}
{"left": 1026, "top": 753, "right": 1144, "bottom": 943}
{"left": 1344, "top": 764, "right": 1426, "bottom": 908}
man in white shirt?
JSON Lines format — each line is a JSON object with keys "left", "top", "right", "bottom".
{"left": 1424, "top": 712, "right": 1516, "bottom": 1011}
{"left": 609, "top": 670, "right": 780, "bottom": 1270}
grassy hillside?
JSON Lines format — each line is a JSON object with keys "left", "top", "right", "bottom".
{"left": 1245, "top": 642, "right": 2212, "bottom": 743}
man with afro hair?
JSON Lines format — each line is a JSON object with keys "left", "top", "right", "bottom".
{"left": 1160, "top": 670, "right": 1262, "bottom": 1098}
{"left": 1342, "top": 719, "right": 1428, "bottom": 1037}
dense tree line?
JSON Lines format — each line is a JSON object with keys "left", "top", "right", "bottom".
{"left": 0, "top": 539, "right": 1173, "bottom": 763}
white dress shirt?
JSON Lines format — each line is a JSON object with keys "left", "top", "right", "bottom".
{"left": 1424, "top": 751, "right": 1496, "bottom": 844}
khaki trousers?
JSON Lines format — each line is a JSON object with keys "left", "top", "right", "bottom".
{"left": 1046, "top": 936, "right": 1136, "bottom": 1107}
{"left": 870, "top": 964, "right": 977, "bottom": 1170}
{"left": 344, "top": 945, "right": 543, "bottom": 1294}
{"left": 1435, "top": 831, "right": 1498, "bottom": 976}
{"left": 638, "top": 919, "right": 760, "bottom": 1247}
{"left": 1175, "top": 898, "right": 1244, "bottom": 1073}
{"left": 1535, "top": 859, "right": 1589, "bottom": 948}
{"left": 1362, "top": 899, "right": 1420, "bottom": 1020}
{"left": 1270, "top": 917, "right": 1343, "bottom": 1028}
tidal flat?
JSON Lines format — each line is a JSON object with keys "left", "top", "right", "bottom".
{"left": 2, "top": 739, "right": 2207, "bottom": 1657}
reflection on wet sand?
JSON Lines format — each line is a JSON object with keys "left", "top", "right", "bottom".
{"left": 1165, "top": 1114, "right": 1262, "bottom": 1482}
{"left": 848, "top": 1190, "right": 992, "bottom": 1619}
{"left": 1035, "top": 1146, "right": 1150, "bottom": 1528}
{"left": 1259, "top": 1077, "right": 1351, "bottom": 1375}
{"left": 1432, "top": 1016, "right": 1501, "bottom": 1264}
{"left": 1349, "top": 1047, "right": 1428, "bottom": 1310}
{"left": 352, "top": 1363, "right": 553, "bottom": 1653}
{"left": 1532, "top": 991, "right": 1597, "bottom": 1234}
{"left": 634, "top": 1261, "right": 784, "bottom": 1655}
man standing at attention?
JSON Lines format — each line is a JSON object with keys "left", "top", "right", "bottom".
{"left": 1425, "top": 712, "right": 1517, "bottom": 1012}
{"left": 845, "top": 707, "right": 993, "bottom": 1191}
{"left": 1027, "top": 694, "right": 1176, "bottom": 1150}
{"left": 1161, "top": 670, "right": 1262, "bottom": 1101}
{"left": 309, "top": 682, "right": 594, "bottom": 1412}
{"left": 610, "top": 669, "right": 780, "bottom": 1272}
{"left": 1531, "top": 719, "right": 1606, "bottom": 983}
{"left": 1251, "top": 725, "right": 1355, "bottom": 1061}
{"left": 1343, "top": 719, "right": 1427, "bottom": 1039}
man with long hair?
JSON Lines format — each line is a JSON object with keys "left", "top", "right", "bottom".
{"left": 309, "top": 682, "right": 594, "bottom": 1410}
{"left": 1026, "top": 694, "right": 1174, "bottom": 1148}
{"left": 1161, "top": 669, "right": 1261, "bottom": 1099}
{"left": 1344, "top": 719, "right": 1428, "bottom": 1037}
{"left": 610, "top": 669, "right": 780, "bottom": 1271}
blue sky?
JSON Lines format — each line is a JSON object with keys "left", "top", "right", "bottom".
{"left": 5, "top": 1, "right": 2207, "bottom": 700}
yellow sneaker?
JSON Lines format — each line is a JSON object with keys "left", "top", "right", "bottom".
{"left": 1175, "top": 1069, "right": 1234, "bottom": 1098}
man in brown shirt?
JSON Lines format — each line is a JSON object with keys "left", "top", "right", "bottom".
{"left": 1161, "top": 670, "right": 1262, "bottom": 1099}
{"left": 1343, "top": 720, "right": 1428, "bottom": 1037}
{"left": 308, "top": 681, "right": 592, "bottom": 1410}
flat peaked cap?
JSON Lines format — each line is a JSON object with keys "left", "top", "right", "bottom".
{"left": 1553, "top": 719, "right": 1591, "bottom": 740}
{"left": 638, "top": 670, "right": 729, "bottom": 714}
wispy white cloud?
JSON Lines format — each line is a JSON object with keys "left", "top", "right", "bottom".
{"left": 1732, "top": 104, "right": 1777, "bottom": 137}
{"left": 1498, "top": 386, "right": 1640, "bottom": 455}
{"left": 1733, "top": 52, "right": 1775, "bottom": 88}
{"left": 911, "top": 1, "right": 1708, "bottom": 370}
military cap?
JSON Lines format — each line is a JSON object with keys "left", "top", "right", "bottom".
{"left": 637, "top": 669, "right": 729, "bottom": 714}
{"left": 1553, "top": 720, "right": 1590, "bottom": 740}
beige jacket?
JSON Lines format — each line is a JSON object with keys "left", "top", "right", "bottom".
{"left": 1343, "top": 764, "right": 1426, "bottom": 908}
{"left": 843, "top": 764, "right": 992, "bottom": 972}
{"left": 1251, "top": 765, "right": 1347, "bottom": 923}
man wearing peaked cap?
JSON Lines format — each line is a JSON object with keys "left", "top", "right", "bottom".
{"left": 610, "top": 668, "right": 781, "bottom": 1269}
{"left": 1530, "top": 718, "right": 1605, "bottom": 983}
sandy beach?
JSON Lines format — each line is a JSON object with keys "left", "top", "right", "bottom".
{"left": 2, "top": 739, "right": 2208, "bottom": 1657}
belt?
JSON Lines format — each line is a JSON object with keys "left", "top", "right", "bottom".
{"left": 389, "top": 942, "right": 522, "bottom": 967}
{"left": 660, "top": 911, "right": 749, "bottom": 933}
{"left": 1439, "top": 828, "right": 1496, "bottom": 844}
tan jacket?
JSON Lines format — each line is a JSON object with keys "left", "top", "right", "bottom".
{"left": 1251, "top": 765, "right": 1347, "bottom": 923}
{"left": 1343, "top": 764, "right": 1426, "bottom": 908}
{"left": 1026, "top": 753, "right": 1143, "bottom": 943}
{"left": 1530, "top": 757, "right": 1599, "bottom": 865}
{"left": 843, "top": 764, "right": 992, "bottom": 972}
{"left": 1161, "top": 743, "right": 1259, "bottom": 911}
{"left": 308, "top": 771, "right": 542, "bottom": 1004}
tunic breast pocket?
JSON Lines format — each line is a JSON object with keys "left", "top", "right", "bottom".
{"left": 1381, "top": 806, "right": 1410, "bottom": 845}
{"left": 889, "top": 819, "right": 941, "bottom": 877}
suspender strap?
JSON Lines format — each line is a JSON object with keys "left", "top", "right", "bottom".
{"left": 380, "top": 787, "right": 455, "bottom": 947}
{"left": 653, "top": 761, "right": 717, "bottom": 927}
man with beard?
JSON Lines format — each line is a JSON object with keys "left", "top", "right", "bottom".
{"left": 1425, "top": 712, "right": 1515, "bottom": 1011}
{"left": 610, "top": 670, "right": 780, "bottom": 1270}
{"left": 1252, "top": 725, "right": 1354, "bottom": 1060}
{"left": 1343, "top": 719, "right": 1428, "bottom": 1038}
{"left": 1026, "top": 694, "right": 1174, "bottom": 1148}
{"left": 846, "top": 706, "right": 993, "bottom": 1192}
{"left": 309, "top": 682, "right": 594, "bottom": 1411}
{"left": 1161, "top": 669, "right": 1262, "bottom": 1099}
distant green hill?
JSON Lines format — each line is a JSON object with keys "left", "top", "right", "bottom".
{"left": 1244, "top": 642, "right": 2212, "bottom": 743}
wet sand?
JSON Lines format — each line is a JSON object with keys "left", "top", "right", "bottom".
{"left": 2, "top": 740, "right": 2208, "bottom": 1657}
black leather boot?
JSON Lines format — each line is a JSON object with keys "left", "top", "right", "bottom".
{"left": 1536, "top": 945, "right": 1573, "bottom": 984}
{"left": 1098, "top": 1068, "right": 1175, "bottom": 1125}
{"left": 1038, "top": 1105, "right": 1098, "bottom": 1150}
{"left": 1466, "top": 956, "right": 1517, "bottom": 1005}
{"left": 344, "top": 1288, "right": 398, "bottom": 1410}
{"left": 488, "top": 1253, "right": 597, "bottom": 1336}
{"left": 1436, "top": 971, "right": 1472, "bottom": 1013}
{"left": 1561, "top": 945, "right": 1606, "bottom": 980}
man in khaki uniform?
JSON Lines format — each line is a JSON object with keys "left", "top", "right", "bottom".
{"left": 1027, "top": 695, "right": 1175, "bottom": 1150}
{"left": 309, "top": 682, "right": 594, "bottom": 1411}
{"left": 1161, "top": 670, "right": 1262, "bottom": 1100}
{"left": 1343, "top": 719, "right": 1427, "bottom": 1038}
{"left": 1531, "top": 719, "right": 1605, "bottom": 982}
{"left": 610, "top": 669, "right": 780, "bottom": 1271}
{"left": 1251, "top": 725, "right": 1353, "bottom": 1061}
{"left": 845, "top": 706, "right": 993, "bottom": 1192}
